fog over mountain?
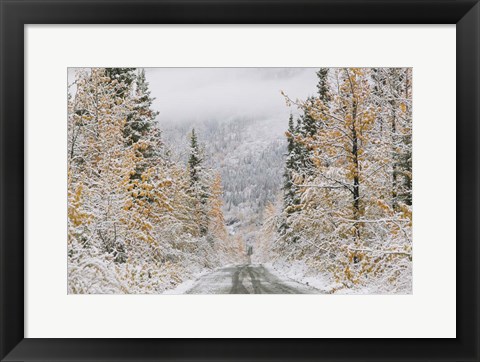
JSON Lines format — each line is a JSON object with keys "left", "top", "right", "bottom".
{"left": 146, "top": 67, "right": 318, "bottom": 126}
{"left": 145, "top": 68, "right": 319, "bottom": 239}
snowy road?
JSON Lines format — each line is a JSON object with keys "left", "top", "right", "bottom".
{"left": 185, "top": 264, "right": 317, "bottom": 294}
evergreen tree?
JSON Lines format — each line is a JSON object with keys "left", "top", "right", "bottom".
{"left": 316, "top": 68, "right": 331, "bottom": 102}
{"left": 298, "top": 69, "right": 332, "bottom": 174}
{"left": 279, "top": 114, "right": 302, "bottom": 241}
{"left": 299, "top": 97, "right": 318, "bottom": 138}
{"left": 188, "top": 129, "right": 202, "bottom": 186}
{"left": 280, "top": 70, "right": 334, "bottom": 238}
{"left": 283, "top": 114, "right": 298, "bottom": 213}
{"left": 188, "top": 129, "right": 209, "bottom": 236}
{"left": 285, "top": 68, "right": 333, "bottom": 227}
{"left": 124, "top": 68, "right": 159, "bottom": 147}
{"left": 104, "top": 68, "right": 136, "bottom": 98}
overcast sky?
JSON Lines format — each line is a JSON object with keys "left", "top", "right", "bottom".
{"left": 68, "top": 68, "right": 320, "bottom": 127}
{"left": 144, "top": 68, "right": 318, "bottom": 126}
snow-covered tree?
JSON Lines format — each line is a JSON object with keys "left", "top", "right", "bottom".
{"left": 208, "top": 173, "right": 228, "bottom": 241}
{"left": 187, "top": 129, "right": 211, "bottom": 236}
{"left": 68, "top": 68, "right": 243, "bottom": 294}
{"left": 264, "top": 67, "right": 413, "bottom": 293}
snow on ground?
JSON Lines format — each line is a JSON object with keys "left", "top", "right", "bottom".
{"left": 264, "top": 259, "right": 405, "bottom": 295}
{"left": 264, "top": 260, "right": 332, "bottom": 292}
{"left": 162, "top": 269, "right": 208, "bottom": 294}
{"left": 162, "top": 265, "right": 235, "bottom": 294}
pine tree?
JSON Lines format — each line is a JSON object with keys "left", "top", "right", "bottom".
{"left": 124, "top": 68, "right": 159, "bottom": 147}
{"left": 188, "top": 129, "right": 209, "bottom": 236}
{"left": 283, "top": 114, "right": 296, "bottom": 209}
{"left": 188, "top": 129, "right": 202, "bottom": 186}
{"left": 104, "top": 68, "right": 136, "bottom": 98}
{"left": 299, "top": 97, "right": 318, "bottom": 139}
{"left": 316, "top": 68, "right": 331, "bottom": 102}
{"left": 124, "top": 68, "right": 161, "bottom": 181}
{"left": 280, "top": 69, "right": 334, "bottom": 240}
{"left": 280, "top": 115, "right": 295, "bottom": 234}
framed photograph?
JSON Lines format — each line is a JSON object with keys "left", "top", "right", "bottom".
{"left": 1, "top": 0, "right": 478, "bottom": 361}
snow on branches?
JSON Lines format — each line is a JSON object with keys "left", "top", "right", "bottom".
{"left": 67, "top": 68, "right": 241, "bottom": 294}
{"left": 259, "top": 68, "right": 412, "bottom": 294}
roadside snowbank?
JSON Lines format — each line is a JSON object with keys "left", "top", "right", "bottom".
{"left": 263, "top": 259, "right": 407, "bottom": 294}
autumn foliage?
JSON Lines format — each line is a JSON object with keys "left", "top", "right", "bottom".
{"left": 67, "top": 68, "right": 241, "bottom": 293}
{"left": 256, "top": 68, "right": 412, "bottom": 293}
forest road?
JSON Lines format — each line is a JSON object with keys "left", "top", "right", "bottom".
{"left": 185, "top": 264, "right": 318, "bottom": 294}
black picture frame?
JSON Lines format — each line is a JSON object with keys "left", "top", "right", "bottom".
{"left": 1, "top": 0, "right": 479, "bottom": 361}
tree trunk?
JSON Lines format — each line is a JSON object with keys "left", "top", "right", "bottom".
{"left": 351, "top": 95, "right": 361, "bottom": 241}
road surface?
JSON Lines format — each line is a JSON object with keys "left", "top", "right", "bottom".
{"left": 185, "top": 264, "right": 318, "bottom": 294}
